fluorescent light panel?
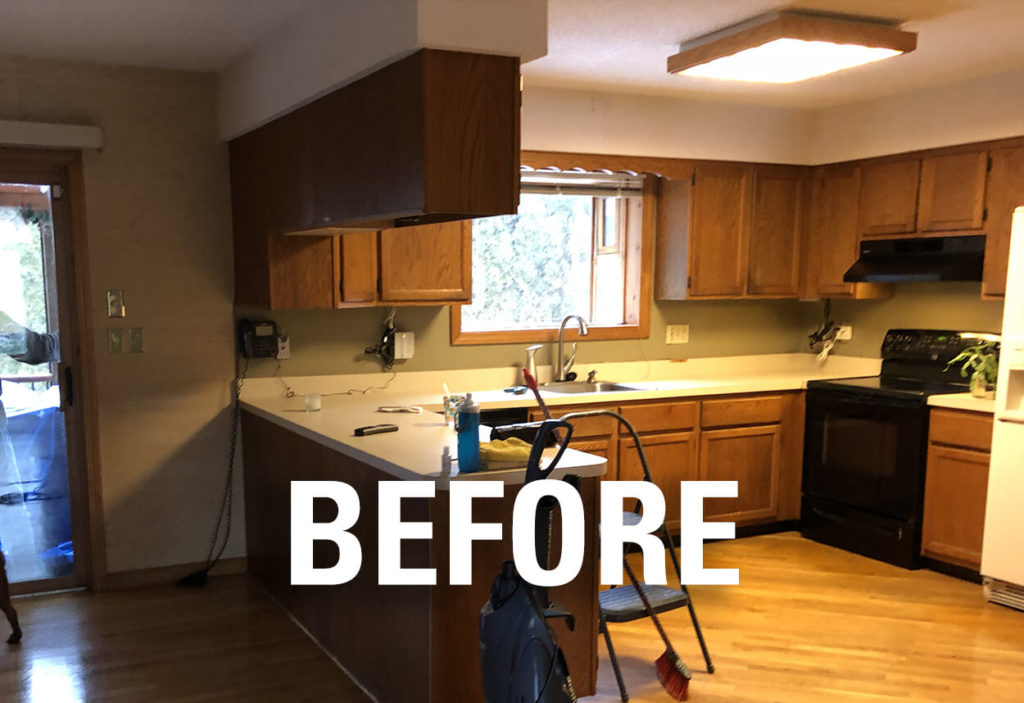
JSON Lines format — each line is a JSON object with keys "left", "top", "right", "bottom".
{"left": 680, "top": 38, "right": 903, "bottom": 83}
{"left": 668, "top": 11, "right": 916, "bottom": 83}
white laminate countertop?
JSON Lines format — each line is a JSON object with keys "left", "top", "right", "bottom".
{"left": 241, "top": 393, "right": 607, "bottom": 486}
{"left": 240, "top": 353, "right": 881, "bottom": 484}
{"left": 927, "top": 393, "right": 997, "bottom": 414}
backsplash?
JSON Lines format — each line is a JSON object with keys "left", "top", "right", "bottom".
{"left": 238, "top": 298, "right": 815, "bottom": 377}
{"left": 829, "top": 283, "right": 1004, "bottom": 357}
{"left": 239, "top": 283, "right": 1003, "bottom": 378}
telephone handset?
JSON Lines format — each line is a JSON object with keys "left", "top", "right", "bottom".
{"left": 238, "top": 319, "right": 279, "bottom": 359}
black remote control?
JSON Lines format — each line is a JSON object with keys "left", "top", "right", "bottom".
{"left": 354, "top": 424, "right": 399, "bottom": 436}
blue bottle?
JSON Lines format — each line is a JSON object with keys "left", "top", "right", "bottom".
{"left": 455, "top": 393, "right": 481, "bottom": 473}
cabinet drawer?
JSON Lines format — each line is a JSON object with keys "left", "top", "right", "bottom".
{"left": 619, "top": 401, "right": 698, "bottom": 433}
{"left": 929, "top": 409, "right": 993, "bottom": 452}
{"left": 700, "top": 394, "right": 785, "bottom": 428}
{"left": 529, "top": 406, "right": 617, "bottom": 438}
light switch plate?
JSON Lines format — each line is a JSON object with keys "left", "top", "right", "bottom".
{"left": 666, "top": 324, "right": 690, "bottom": 345}
{"left": 106, "top": 289, "right": 125, "bottom": 318}
{"left": 107, "top": 327, "right": 123, "bottom": 353}
{"left": 276, "top": 333, "right": 290, "bottom": 360}
{"left": 836, "top": 324, "right": 854, "bottom": 341}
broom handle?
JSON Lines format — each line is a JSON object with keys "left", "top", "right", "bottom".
{"left": 622, "top": 557, "right": 677, "bottom": 655}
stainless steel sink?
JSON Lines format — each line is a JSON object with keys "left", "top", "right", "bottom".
{"left": 541, "top": 381, "right": 640, "bottom": 394}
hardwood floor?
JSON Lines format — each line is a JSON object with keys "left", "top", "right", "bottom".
{"left": 0, "top": 575, "right": 369, "bottom": 702}
{"left": 594, "top": 532, "right": 1024, "bottom": 703}
{"left": 1, "top": 533, "right": 1022, "bottom": 702}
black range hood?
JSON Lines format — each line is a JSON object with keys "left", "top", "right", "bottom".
{"left": 843, "top": 234, "right": 986, "bottom": 283}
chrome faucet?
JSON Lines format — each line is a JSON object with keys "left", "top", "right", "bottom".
{"left": 556, "top": 315, "right": 589, "bottom": 382}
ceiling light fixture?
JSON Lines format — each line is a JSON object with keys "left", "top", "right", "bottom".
{"left": 667, "top": 10, "right": 917, "bottom": 83}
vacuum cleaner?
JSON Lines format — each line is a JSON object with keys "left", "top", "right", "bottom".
{"left": 480, "top": 418, "right": 579, "bottom": 703}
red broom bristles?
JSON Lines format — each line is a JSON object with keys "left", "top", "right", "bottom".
{"left": 656, "top": 650, "right": 691, "bottom": 701}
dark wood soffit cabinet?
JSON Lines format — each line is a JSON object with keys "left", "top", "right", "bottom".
{"left": 230, "top": 48, "right": 520, "bottom": 234}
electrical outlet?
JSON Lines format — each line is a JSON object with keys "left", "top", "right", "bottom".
{"left": 666, "top": 324, "right": 690, "bottom": 345}
{"left": 276, "top": 333, "right": 290, "bottom": 360}
{"left": 836, "top": 324, "right": 853, "bottom": 341}
{"left": 127, "top": 327, "right": 144, "bottom": 353}
{"left": 394, "top": 331, "right": 415, "bottom": 359}
{"left": 107, "top": 327, "right": 123, "bottom": 353}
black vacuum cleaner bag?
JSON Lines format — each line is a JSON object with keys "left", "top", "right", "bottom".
{"left": 479, "top": 561, "right": 577, "bottom": 703}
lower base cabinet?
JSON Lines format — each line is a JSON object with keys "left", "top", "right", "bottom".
{"left": 699, "top": 424, "right": 781, "bottom": 523}
{"left": 618, "top": 430, "right": 698, "bottom": 530}
{"left": 921, "top": 408, "right": 994, "bottom": 571}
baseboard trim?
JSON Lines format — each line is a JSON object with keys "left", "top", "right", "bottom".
{"left": 104, "top": 557, "right": 248, "bottom": 590}
{"left": 921, "top": 556, "right": 983, "bottom": 584}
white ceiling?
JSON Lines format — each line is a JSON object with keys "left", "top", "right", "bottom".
{"left": 0, "top": 0, "right": 1022, "bottom": 110}
{"left": 0, "top": 0, "right": 320, "bottom": 72}
{"left": 524, "top": 0, "right": 1024, "bottom": 108}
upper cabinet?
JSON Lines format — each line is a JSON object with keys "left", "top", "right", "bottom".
{"left": 804, "top": 165, "right": 890, "bottom": 300}
{"left": 230, "top": 49, "right": 519, "bottom": 235}
{"left": 656, "top": 163, "right": 803, "bottom": 300}
{"left": 983, "top": 145, "right": 1024, "bottom": 298}
{"left": 918, "top": 151, "right": 988, "bottom": 232}
{"left": 688, "top": 163, "right": 750, "bottom": 297}
{"left": 748, "top": 165, "right": 804, "bottom": 296}
{"left": 858, "top": 159, "right": 921, "bottom": 236}
{"left": 858, "top": 149, "right": 989, "bottom": 238}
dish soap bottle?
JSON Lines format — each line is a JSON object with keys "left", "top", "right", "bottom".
{"left": 455, "top": 393, "right": 481, "bottom": 473}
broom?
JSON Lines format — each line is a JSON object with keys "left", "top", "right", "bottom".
{"left": 621, "top": 557, "right": 691, "bottom": 700}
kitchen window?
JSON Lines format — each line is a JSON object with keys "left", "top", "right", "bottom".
{"left": 450, "top": 170, "right": 653, "bottom": 344}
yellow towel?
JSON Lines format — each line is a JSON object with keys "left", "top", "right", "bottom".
{"left": 479, "top": 437, "right": 533, "bottom": 469}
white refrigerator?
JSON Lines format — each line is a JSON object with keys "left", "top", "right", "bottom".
{"left": 982, "top": 207, "right": 1024, "bottom": 610}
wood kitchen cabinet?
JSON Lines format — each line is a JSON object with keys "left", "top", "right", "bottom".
{"left": 656, "top": 163, "right": 803, "bottom": 299}
{"left": 804, "top": 165, "right": 891, "bottom": 300}
{"left": 983, "top": 145, "right": 1024, "bottom": 298}
{"left": 379, "top": 221, "right": 471, "bottom": 302}
{"left": 617, "top": 400, "right": 700, "bottom": 528}
{"left": 236, "top": 222, "right": 471, "bottom": 310}
{"left": 922, "top": 408, "right": 993, "bottom": 571}
{"left": 748, "top": 165, "right": 804, "bottom": 296}
{"left": 858, "top": 149, "right": 989, "bottom": 238}
{"left": 859, "top": 158, "right": 921, "bottom": 236}
{"left": 918, "top": 151, "right": 988, "bottom": 233}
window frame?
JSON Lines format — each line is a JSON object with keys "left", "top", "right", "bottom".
{"left": 450, "top": 155, "right": 654, "bottom": 346}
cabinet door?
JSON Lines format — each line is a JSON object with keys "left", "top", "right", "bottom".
{"left": 747, "top": 165, "right": 802, "bottom": 297}
{"left": 689, "top": 163, "right": 750, "bottom": 297}
{"left": 618, "top": 431, "right": 698, "bottom": 529}
{"left": 699, "top": 425, "right": 781, "bottom": 524}
{"left": 266, "top": 234, "right": 335, "bottom": 310}
{"left": 859, "top": 159, "right": 921, "bottom": 236}
{"left": 918, "top": 151, "right": 988, "bottom": 233}
{"left": 983, "top": 146, "right": 1024, "bottom": 298}
{"left": 379, "top": 221, "right": 472, "bottom": 302}
{"left": 807, "top": 165, "right": 860, "bottom": 297}
{"left": 922, "top": 444, "right": 990, "bottom": 570}
{"left": 333, "top": 233, "right": 378, "bottom": 307}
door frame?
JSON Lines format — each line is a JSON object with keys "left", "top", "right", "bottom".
{"left": 1, "top": 146, "right": 106, "bottom": 593}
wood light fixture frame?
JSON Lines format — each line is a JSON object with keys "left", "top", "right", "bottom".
{"left": 667, "top": 10, "right": 917, "bottom": 77}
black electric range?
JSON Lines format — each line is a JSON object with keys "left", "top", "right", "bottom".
{"left": 801, "top": 329, "right": 997, "bottom": 568}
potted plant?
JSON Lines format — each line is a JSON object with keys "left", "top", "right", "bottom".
{"left": 945, "top": 340, "right": 999, "bottom": 398}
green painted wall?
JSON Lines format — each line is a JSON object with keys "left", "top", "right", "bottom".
{"left": 829, "top": 283, "right": 1004, "bottom": 357}
{"left": 240, "top": 284, "right": 1004, "bottom": 377}
{"left": 239, "top": 298, "right": 817, "bottom": 377}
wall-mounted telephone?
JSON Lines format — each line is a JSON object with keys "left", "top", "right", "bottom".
{"left": 238, "top": 319, "right": 279, "bottom": 358}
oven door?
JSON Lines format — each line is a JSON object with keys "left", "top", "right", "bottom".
{"left": 803, "top": 389, "right": 927, "bottom": 520}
